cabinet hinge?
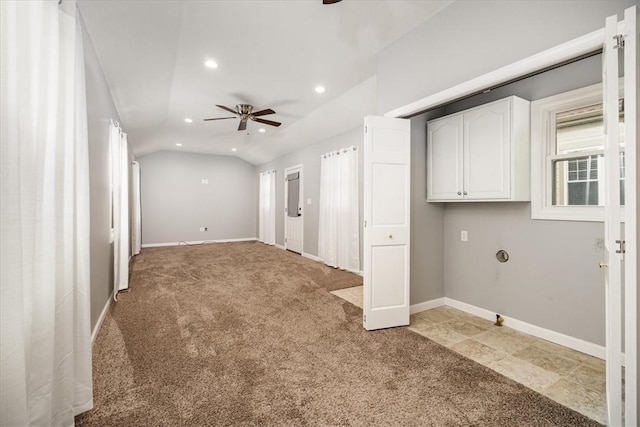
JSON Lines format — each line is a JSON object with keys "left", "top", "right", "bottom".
{"left": 613, "top": 34, "right": 625, "bottom": 50}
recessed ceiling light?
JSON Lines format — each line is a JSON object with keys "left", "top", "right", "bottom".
{"left": 258, "top": 128, "right": 266, "bottom": 133}
{"left": 176, "top": 143, "right": 182, "bottom": 147}
{"left": 231, "top": 148, "right": 237, "bottom": 152}
{"left": 204, "top": 59, "right": 218, "bottom": 69}
{"left": 314, "top": 85, "right": 326, "bottom": 94}
{"left": 184, "top": 118, "right": 193, "bottom": 123}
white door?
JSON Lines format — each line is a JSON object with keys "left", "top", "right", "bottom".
{"left": 427, "top": 114, "right": 463, "bottom": 200}
{"left": 603, "top": 6, "right": 638, "bottom": 426}
{"left": 284, "top": 165, "right": 303, "bottom": 254}
{"left": 363, "top": 116, "right": 411, "bottom": 330}
{"left": 464, "top": 98, "right": 511, "bottom": 200}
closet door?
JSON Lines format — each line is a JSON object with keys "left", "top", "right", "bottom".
{"left": 463, "top": 98, "right": 511, "bottom": 199}
{"left": 427, "top": 114, "right": 463, "bottom": 200}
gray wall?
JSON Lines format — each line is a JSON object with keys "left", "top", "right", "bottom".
{"left": 138, "top": 151, "right": 257, "bottom": 244}
{"left": 410, "top": 109, "right": 446, "bottom": 304}
{"left": 83, "top": 20, "right": 117, "bottom": 331}
{"left": 257, "top": 127, "right": 364, "bottom": 268}
{"left": 377, "top": 0, "right": 636, "bottom": 115}
{"left": 390, "top": 0, "right": 633, "bottom": 345}
{"left": 438, "top": 55, "right": 607, "bottom": 345}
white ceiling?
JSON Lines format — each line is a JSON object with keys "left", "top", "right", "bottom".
{"left": 78, "top": 0, "right": 452, "bottom": 165}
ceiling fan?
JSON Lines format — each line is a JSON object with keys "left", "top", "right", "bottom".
{"left": 323, "top": 0, "right": 342, "bottom": 4}
{"left": 203, "top": 104, "right": 281, "bottom": 131}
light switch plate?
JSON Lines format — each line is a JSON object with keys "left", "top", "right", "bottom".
{"left": 461, "top": 230, "right": 468, "bottom": 242}
{"left": 307, "top": 198, "right": 312, "bottom": 205}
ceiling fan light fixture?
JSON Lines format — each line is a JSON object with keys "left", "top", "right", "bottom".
{"left": 204, "top": 59, "right": 218, "bottom": 69}
{"left": 314, "top": 85, "right": 326, "bottom": 94}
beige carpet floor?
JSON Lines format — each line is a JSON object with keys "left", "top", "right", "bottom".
{"left": 76, "top": 241, "right": 600, "bottom": 426}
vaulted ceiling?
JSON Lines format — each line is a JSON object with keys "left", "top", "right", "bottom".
{"left": 78, "top": 0, "right": 452, "bottom": 165}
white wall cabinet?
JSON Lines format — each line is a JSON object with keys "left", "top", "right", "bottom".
{"left": 427, "top": 96, "right": 530, "bottom": 202}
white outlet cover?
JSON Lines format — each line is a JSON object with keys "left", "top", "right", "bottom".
{"left": 306, "top": 198, "right": 312, "bottom": 205}
{"left": 461, "top": 230, "right": 468, "bottom": 242}
{"left": 201, "top": 179, "right": 209, "bottom": 184}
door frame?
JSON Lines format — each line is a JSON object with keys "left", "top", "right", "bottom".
{"left": 382, "top": 7, "right": 637, "bottom": 425}
{"left": 284, "top": 164, "right": 304, "bottom": 253}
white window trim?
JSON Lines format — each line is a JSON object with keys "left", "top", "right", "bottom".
{"left": 531, "top": 81, "right": 624, "bottom": 222}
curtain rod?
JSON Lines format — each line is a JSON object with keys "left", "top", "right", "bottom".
{"left": 322, "top": 145, "right": 358, "bottom": 159}
{"left": 260, "top": 169, "right": 276, "bottom": 175}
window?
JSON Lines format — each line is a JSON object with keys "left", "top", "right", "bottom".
{"left": 531, "top": 82, "right": 624, "bottom": 221}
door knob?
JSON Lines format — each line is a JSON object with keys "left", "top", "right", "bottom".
{"left": 388, "top": 234, "right": 393, "bottom": 239}
{"left": 463, "top": 191, "right": 468, "bottom": 195}
{"left": 457, "top": 191, "right": 462, "bottom": 196}
{"left": 599, "top": 262, "right": 608, "bottom": 269}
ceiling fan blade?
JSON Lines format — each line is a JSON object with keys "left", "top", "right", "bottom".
{"left": 216, "top": 104, "right": 238, "bottom": 115}
{"left": 323, "top": 0, "right": 342, "bottom": 4}
{"left": 203, "top": 116, "right": 236, "bottom": 121}
{"left": 253, "top": 117, "right": 281, "bottom": 127}
{"left": 238, "top": 119, "right": 248, "bottom": 131}
{"left": 251, "top": 108, "right": 276, "bottom": 117}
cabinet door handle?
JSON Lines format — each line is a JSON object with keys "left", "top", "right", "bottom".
{"left": 457, "top": 191, "right": 462, "bottom": 196}
{"left": 463, "top": 191, "right": 468, "bottom": 195}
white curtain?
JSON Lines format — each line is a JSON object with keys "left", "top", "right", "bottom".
{"left": 131, "top": 161, "right": 142, "bottom": 256}
{"left": 259, "top": 170, "right": 276, "bottom": 245}
{"left": 0, "top": 1, "right": 93, "bottom": 425}
{"left": 318, "top": 146, "right": 360, "bottom": 272}
{"left": 110, "top": 122, "right": 130, "bottom": 294}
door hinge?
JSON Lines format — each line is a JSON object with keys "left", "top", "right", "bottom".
{"left": 613, "top": 34, "right": 625, "bottom": 50}
{"left": 616, "top": 239, "right": 626, "bottom": 254}
{"left": 364, "top": 126, "right": 367, "bottom": 133}
{"left": 364, "top": 220, "right": 367, "bottom": 227}
{"left": 363, "top": 314, "right": 366, "bottom": 323}
{"left": 284, "top": 238, "right": 287, "bottom": 243}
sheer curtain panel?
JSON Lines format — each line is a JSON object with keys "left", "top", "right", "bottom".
{"left": 259, "top": 170, "right": 276, "bottom": 245}
{"left": 0, "top": 1, "right": 93, "bottom": 425}
{"left": 110, "top": 124, "right": 130, "bottom": 295}
{"left": 318, "top": 147, "right": 360, "bottom": 272}
{"left": 131, "top": 161, "right": 142, "bottom": 256}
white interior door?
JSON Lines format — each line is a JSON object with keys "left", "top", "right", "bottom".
{"left": 604, "top": 6, "right": 638, "bottom": 426}
{"left": 363, "top": 116, "right": 411, "bottom": 330}
{"left": 623, "top": 6, "right": 638, "bottom": 426}
{"left": 285, "top": 165, "right": 303, "bottom": 254}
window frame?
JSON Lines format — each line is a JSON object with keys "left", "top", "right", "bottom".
{"left": 531, "top": 81, "right": 624, "bottom": 222}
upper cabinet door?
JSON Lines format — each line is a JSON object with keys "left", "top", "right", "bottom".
{"left": 463, "top": 98, "right": 511, "bottom": 200}
{"left": 427, "top": 114, "right": 463, "bottom": 200}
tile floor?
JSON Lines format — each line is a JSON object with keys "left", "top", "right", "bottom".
{"left": 331, "top": 286, "right": 607, "bottom": 425}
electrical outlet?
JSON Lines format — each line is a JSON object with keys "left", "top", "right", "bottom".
{"left": 461, "top": 230, "right": 468, "bottom": 242}
{"left": 200, "top": 227, "right": 207, "bottom": 232}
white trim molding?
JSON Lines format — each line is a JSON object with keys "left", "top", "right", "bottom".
{"left": 302, "top": 252, "right": 322, "bottom": 262}
{"left": 141, "top": 237, "right": 257, "bottom": 248}
{"left": 410, "top": 297, "right": 445, "bottom": 315}
{"left": 275, "top": 243, "right": 285, "bottom": 250}
{"left": 444, "top": 297, "right": 607, "bottom": 361}
{"left": 92, "top": 294, "right": 113, "bottom": 345}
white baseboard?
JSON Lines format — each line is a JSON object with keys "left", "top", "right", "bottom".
{"left": 275, "top": 243, "right": 285, "bottom": 250}
{"left": 142, "top": 237, "right": 257, "bottom": 248}
{"left": 443, "top": 297, "right": 606, "bottom": 361}
{"left": 410, "top": 297, "right": 445, "bottom": 315}
{"left": 302, "top": 252, "right": 322, "bottom": 262}
{"left": 92, "top": 294, "right": 113, "bottom": 345}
